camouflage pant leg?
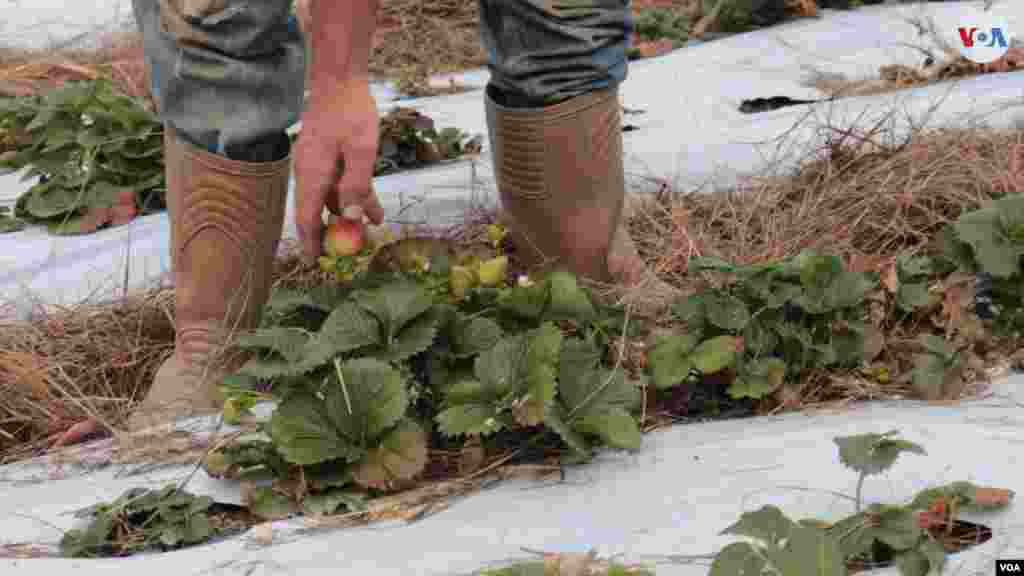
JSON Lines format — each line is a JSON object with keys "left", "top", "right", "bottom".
{"left": 132, "top": 0, "right": 631, "bottom": 159}
{"left": 131, "top": 0, "right": 304, "bottom": 161}
{"left": 478, "top": 0, "right": 633, "bottom": 107}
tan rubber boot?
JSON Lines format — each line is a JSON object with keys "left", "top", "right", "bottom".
{"left": 129, "top": 126, "right": 290, "bottom": 432}
{"left": 485, "top": 86, "right": 676, "bottom": 315}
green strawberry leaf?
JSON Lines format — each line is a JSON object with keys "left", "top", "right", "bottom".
{"left": 268, "top": 358, "right": 407, "bottom": 465}
{"left": 647, "top": 333, "right": 700, "bottom": 389}
{"left": 709, "top": 542, "right": 768, "bottom": 576}
{"left": 834, "top": 430, "right": 925, "bottom": 478}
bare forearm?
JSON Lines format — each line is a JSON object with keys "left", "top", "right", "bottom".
{"left": 307, "top": 0, "right": 378, "bottom": 90}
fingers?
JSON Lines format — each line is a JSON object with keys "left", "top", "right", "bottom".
{"left": 293, "top": 142, "right": 334, "bottom": 261}
{"left": 336, "top": 145, "right": 385, "bottom": 225}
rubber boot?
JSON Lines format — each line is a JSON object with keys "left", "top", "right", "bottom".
{"left": 129, "top": 126, "right": 290, "bottom": 431}
{"left": 485, "top": 86, "right": 676, "bottom": 315}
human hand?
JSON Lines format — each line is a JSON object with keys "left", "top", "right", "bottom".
{"left": 293, "top": 78, "right": 385, "bottom": 260}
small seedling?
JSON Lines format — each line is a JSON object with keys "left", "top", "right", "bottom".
{"left": 709, "top": 431, "right": 1014, "bottom": 576}
{"left": 60, "top": 485, "right": 248, "bottom": 558}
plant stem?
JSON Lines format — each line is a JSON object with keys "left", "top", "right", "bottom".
{"left": 334, "top": 358, "right": 353, "bottom": 415}
{"left": 855, "top": 472, "right": 866, "bottom": 512}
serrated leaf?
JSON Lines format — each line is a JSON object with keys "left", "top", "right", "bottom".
{"left": 354, "top": 281, "right": 435, "bottom": 342}
{"left": 558, "top": 345, "right": 641, "bottom": 451}
{"left": 720, "top": 505, "right": 797, "bottom": 546}
{"left": 897, "top": 282, "right": 931, "bottom": 311}
{"left": 705, "top": 293, "right": 751, "bottom": 331}
{"left": 898, "top": 256, "right": 933, "bottom": 279}
{"left": 517, "top": 323, "right": 563, "bottom": 426}
{"left": 247, "top": 486, "right": 297, "bottom": 520}
{"left": 647, "top": 333, "right": 700, "bottom": 389}
{"left": 235, "top": 327, "right": 313, "bottom": 363}
{"left": 574, "top": 409, "right": 641, "bottom": 451}
{"left": 672, "top": 294, "right": 706, "bottom": 325}
{"left": 303, "top": 462, "right": 353, "bottom": 492}
{"left": 544, "top": 405, "right": 591, "bottom": 457}
{"left": 499, "top": 278, "right": 550, "bottom": 320}
{"left": 267, "top": 391, "right": 363, "bottom": 466}
{"left": 301, "top": 489, "right": 367, "bottom": 516}
{"left": 182, "top": 513, "right": 213, "bottom": 544}
{"left": 911, "top": 354, "right": 952, "bottom": 400}
{"left": 318, "top": 301, "right": 382, "bottom": 353}
{"left": 952, "top": 199, "right": 1024, "bottom": 279}
{"left": 709, "top": 542, "right": 768, "bottom": 576}
{"left": 863, "top": 504, "right": 923, "bottom": 551}
{"left": 918, "top": 334, "right": 952, "bottom": 359}
{"left": 436, "top": 402, "right": 504, "bottom": 437}
{"left": 546, "top": 270, "right": 595, "bottom": 322}
{"left": 910, "top": 481, "right": 1015, "bottom": 511}
{"left": 330, "top": 358, "right": 409, "bottom": 443}
{"left": 759, "top": 524, "right": 846, "bottom": 576}
{"left": 373, "top": 306, "right": 440, "bottom": 363}
{"left": 268, "top": 358, "right": 406, "bottom": 465}
{"left": 237, "top": 354, "right": 300, "bottom": 381}
{"left": 917, "top": 538, "right": 946, "bottom": 575}
{"left": 0, "top": 214, "right": 26, "bottom": 233}
{"left": 691, "top": 335, "right": 740, "bottom": 374}
{"left": 352, "top": 421, "right": 429, "bottom": 490}
{"left": 728, "top": 357, "right": 786, "bottom": 399}
{"left": 451, "top": 315, "right": 503, "bottom": 358}
{"left": 834, "top": 431, "right": 925, "bottom": 477}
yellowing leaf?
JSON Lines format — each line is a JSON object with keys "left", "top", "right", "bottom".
{"left": 691, "top": 335, "right": 740, "bottom": 374}
{"left": 352, "top": 421, "right": 429, "bottom": 490}
{"left": 477, "top": 255, "right": 508, "bottom": 287}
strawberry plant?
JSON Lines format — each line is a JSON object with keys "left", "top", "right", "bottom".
{"left": 0, "top": 205, "right": 25, "bottom": 233}
{"left": 59, "top": 485, "right": 249, "bottom": 558}
{"left": 374, "top": 107, "right": 483, "bottom": 176}
{"left": 941, "top": 195, "right": 1024, "bottom": 330}
{"left": 709, "top": 431, "right": 1013, "bottom": 576}
{"left": 200, "top": 266, "right": 644, "bottom": 518}
{"left": 647, "top": 251, "right": 873, "bottom": 401}
{"left": 0, "top": 79, "right": 164, "bottom": 235}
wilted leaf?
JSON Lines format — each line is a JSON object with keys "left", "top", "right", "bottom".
{"left": 352, "top": 421, "right": 429, "bottom": 490}
{"left": 911, "top": 481, "right": 1015, "bottom": 512}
